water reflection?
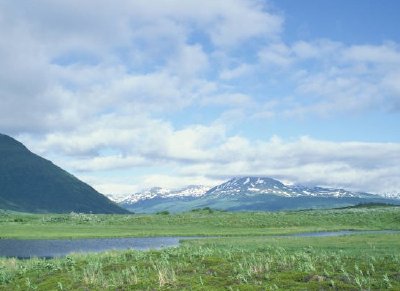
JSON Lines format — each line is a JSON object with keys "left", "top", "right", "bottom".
{"left": 0, "top": 237, "right": 195, "bottom": 259}
{"left": 0, "top": 230, "right": 398, "bottom": 259}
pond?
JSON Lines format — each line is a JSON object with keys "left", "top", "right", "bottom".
{"left": 0, "top": 230, "right": 398, "bottom": 259}
{"left": 0, "top": 237, "right": 197, "bottom": 259}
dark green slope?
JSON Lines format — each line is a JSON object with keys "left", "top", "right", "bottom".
{"left": 0, "top": 134, "right": 129, "bottom": 213}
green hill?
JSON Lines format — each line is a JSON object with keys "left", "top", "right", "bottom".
{"left": 0, "top": 133, "right": 129, "bottom": 214}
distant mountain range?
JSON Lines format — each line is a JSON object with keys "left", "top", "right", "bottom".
{"left": 381, "top": 192, "right": 400, "bottom": 200}
{"left": 118, "top": 185, "right": 210, "bottom": 204}
{"left": 119, "top": 177, "right": 400, "bottom": 213}
{"left": 0, "top": 133, "right": 128, "bottom": 214}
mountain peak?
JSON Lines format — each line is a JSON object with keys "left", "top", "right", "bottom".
{"left": 120, "top": 176, "right": 400, "bottom": 213}
{"left": 206, "top": 176, "right": 286, "bottom": 197}
{"left": 232, "top": 177, "right": 283, "bottom": 186}
{"left": 204, "top": 176, "right": 381, "bottom": 199}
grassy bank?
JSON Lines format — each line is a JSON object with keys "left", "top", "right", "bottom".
{"left": 1, "top": 206, "right": 399, "bottom": 239}
{"left": 1, "top": 234, "right": 400, "bottom": 290}
{"left": 1, "top": 207, "right": 399, "bottom": 289}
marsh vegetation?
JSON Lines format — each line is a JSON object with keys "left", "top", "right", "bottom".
{"left": 0, "top": 206, "right": 399, "bottom": 239}
{"left": 0, "top": 206, "right": 399, "bottom": 290}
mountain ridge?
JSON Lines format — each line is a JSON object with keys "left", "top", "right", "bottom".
{"left": 204, "top": 176, "right": 379, "bottom": 199}
{"left": 118, "top": 185, "right": 210, "bottom": 204}
{"left": 120, "top": 176, "right": 400, "bottom": 213}
{"left": 0, "top": 133, "right": 129, "bottom": 214}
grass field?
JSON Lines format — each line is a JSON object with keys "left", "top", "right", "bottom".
{"left": 1, "top": 206, "right": 400, "bottom": 290}
{"left": 1, "top": 206, "right": 399, "bottom": 239}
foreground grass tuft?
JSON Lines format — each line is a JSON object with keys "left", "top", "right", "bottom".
{"left": 1, "top": 207, "right": 399, "bottom": 289}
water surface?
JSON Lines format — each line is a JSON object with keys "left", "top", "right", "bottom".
{"left": 0, "top": 230, "right": 398, "bottom": 259}
{"left": 0, "top": 237, "right": 195, "bottom": 259}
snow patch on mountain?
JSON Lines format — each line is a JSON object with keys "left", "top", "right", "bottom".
{"left": 381, "top": 192, "right": 400, "bottom": 199}
{"left": 113, "top": 176, "right": 399, "bottom": 206}
{"left": 205, "top": 177, "right": 380, "bottom": 199}
{"left": 120, "top": 185, "right": 211, "bottom": 205}
{"left": 104, "top": 193, "right": 128, "bottom": 203}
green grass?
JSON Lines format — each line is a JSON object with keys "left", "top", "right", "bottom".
{"left": 1, "top": 234, "right": 399, "bottom": 290}
{"left": 0, "top": 207, "right": 399, "bottom": 289}
{"left": 1, "top": 207, "right": 399, "bottom": 239}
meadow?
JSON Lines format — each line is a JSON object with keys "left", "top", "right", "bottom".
{"left": 0, "top": 206, "right": 400, "bottom": 290}
{"left": 0, "top": 206, "right": 399, "bottom": 239}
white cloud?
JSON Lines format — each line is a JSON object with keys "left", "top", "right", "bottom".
{"left": 1, "top": 1, "right": 399, "bottom": 197}
{"left": 33, "top": 115, "right": 173, "bottom": 157}
{"left": 27, "top": 125, "right": 400, "bottom": 194}
{"left": 70, "top": 156, "right": 149, "bottom": 172}
{"left": 204, "top": 0, "right": 282, "bottom": 47}
{"left": 165, "top": 44, "right": 210, "bottom": 77}
{"left": 342, "top": 43, "right": 400, "bottom": 65}
{"left": 138, "top": 174, "right": 217, "bottom": 191}
{"left": 254, "top": 40, "right": 400, "bottom": 116}
{"left": 0, "top": 0, "right": 281, "bottom": 134}
{"left": 201, "top": 93, "right": 254, "bottom": 107}
{"left": 258, "top": 42, "right": 293, "bottom": 67}
{"left": 163, "top": 124, "right": 226, "bottom": 162}
{"left": 81, "top": 178, "right": 139, "bottom": 196}
{"left": 219, "top": 64, "right": 253, "bottom": 80}
{"left": 179, "top": 136, "right": 400, "bottom": 194}
{"left": 292, "top": 40, "right": 343, "bottom": 60}
{"left": 382, "top": 72, "right": 400, "bottom": 110}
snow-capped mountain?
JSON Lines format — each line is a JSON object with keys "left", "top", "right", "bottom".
{"left": 119, "top": 176, "right": 400, "bottom": 213}
{"left": 205, "top": 177, "right": 377, "bottom": 199}
{"left": 120, "top": 185, "right": 210, "bottom": 205}
{"left": 381, "top": 192, "right": 400, "bottom": 200}
{"left": 206, "top": 177, "right": 287, "bottom": 196}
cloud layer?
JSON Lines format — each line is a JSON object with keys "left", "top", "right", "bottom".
{"left": 0, "top": 0, "right": 399, "bottom": 194}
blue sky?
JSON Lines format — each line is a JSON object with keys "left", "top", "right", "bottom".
{"left": 278, "top": 0, "right": 400, "bottom": 44}
{"left": 0, "top": 0, "right": 399, "bottom": 196}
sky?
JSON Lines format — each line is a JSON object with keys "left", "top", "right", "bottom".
{"left": 1, "top": 0, "right": 399, "bottom": 196}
